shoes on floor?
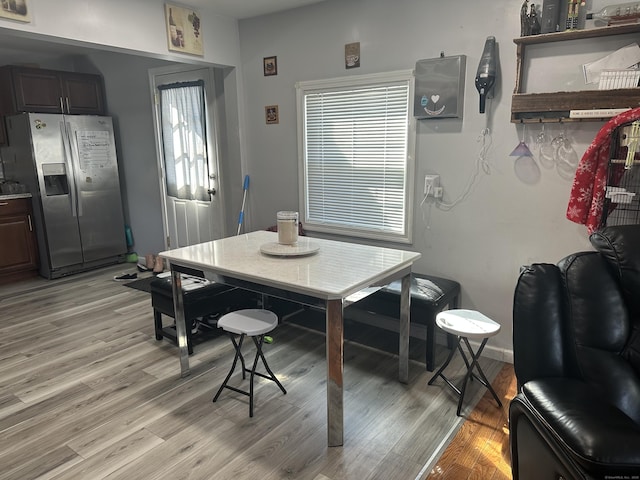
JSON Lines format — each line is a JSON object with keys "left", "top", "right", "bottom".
{"left": 153, "top": 255, "right": 164, "bottom": 274}
{"left": 173, "top": 319, "right": 199, "bottom": 335}
{"left": 114, "top": 272, "right": 138, "bottom": 281}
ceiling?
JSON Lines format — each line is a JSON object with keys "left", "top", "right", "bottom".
{"left": 0, "top": 0, "right": 328, "bottom": 61}
{"left": 170, "top": 0, "right": 327, "bottom": 19}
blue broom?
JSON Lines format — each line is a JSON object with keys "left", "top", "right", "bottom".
{"left": 236, "top": 175, "right": 250, "bottom": 235}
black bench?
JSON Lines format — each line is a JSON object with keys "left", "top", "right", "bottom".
{"left": 150, "top": 274, "right": 259, "bottom": 354}
{"left": 345, "top": 273, "right": 460, "bottom": 371}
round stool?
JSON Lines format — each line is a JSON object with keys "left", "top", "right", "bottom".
{"left": 427, "top": 309, "right": 502, "bottom": 416}
{"left": 212, "top": 309, "right": 286, "bottom": 417}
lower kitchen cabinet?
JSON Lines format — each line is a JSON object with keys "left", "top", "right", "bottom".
{"left": 0, "top": 197, "right": 39, "bottom": 283}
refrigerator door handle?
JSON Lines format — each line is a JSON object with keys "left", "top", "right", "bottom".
{"left": 66, "top": 121, "right": 84, "bottom": 217}
{"left": 60, "top": 121, "right": 78, "bottom": 217}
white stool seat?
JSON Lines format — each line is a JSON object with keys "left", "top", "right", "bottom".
{"left": 218, "top": 309, "right": 278, "bottom": 336}
{"left": 436, "top": 309, "right": 501, "bottom": 340}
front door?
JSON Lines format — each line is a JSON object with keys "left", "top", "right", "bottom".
{"left": 151, "top": 67, "right": 224, "bottom": 249}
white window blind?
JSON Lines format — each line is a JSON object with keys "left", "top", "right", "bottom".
{"left": 297, "top": 71, "right": 414, "bottom": 243}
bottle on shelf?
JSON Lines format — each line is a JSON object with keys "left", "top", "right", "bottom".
{"left": 587, "top": 2, "right": 640, "bottom": 25}
{"left": 529, "top": 3, "right": 542, "bottom": 34}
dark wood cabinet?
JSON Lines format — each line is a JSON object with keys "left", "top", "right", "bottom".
{"left": 0, "top": 197, "right": 39, "bottom": 284}
{"left": 0, "top": 65, "right": 106, "bottom": 116}
{"left": 61, "top": 72, "right": 106, "bottom": 115}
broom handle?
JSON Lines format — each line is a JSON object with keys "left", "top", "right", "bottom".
{"left": 236, "top": 175, "right": 250, "bottom": 235}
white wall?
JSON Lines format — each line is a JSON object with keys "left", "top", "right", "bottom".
{"left": 0, "top": 0, "right": 240, "bottom": 67}
{"left": 237, "top": 0, "right": 617, "bottom": 358}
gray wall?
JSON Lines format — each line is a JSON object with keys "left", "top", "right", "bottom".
{"left": 237, "top": 0, "right": 617, "bottom": 358}
{"left": 0, "top": 0, "right": 625, "bottom": 358}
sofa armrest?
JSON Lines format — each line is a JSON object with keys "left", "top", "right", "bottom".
{"left": 512, "top": 378, "right": 640, "bottom": 477}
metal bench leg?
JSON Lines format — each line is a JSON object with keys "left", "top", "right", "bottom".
{"left": 154, "top": 310, "right": 163, "bottom": 340}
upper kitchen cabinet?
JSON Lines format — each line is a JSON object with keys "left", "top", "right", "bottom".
{"left": 0, "top": 65, "right": 106, "bottom": 116}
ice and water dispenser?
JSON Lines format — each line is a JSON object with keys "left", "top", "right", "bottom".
{"left": 41, "top": 163, "right": 69, "bottom": 196}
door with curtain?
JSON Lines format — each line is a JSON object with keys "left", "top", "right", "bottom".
{"left": 152, "top": 67, "right": 224, "bottom": 249}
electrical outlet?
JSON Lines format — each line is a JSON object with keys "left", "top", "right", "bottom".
{"left": 424, "top": 174, "right": 440, "bottom": 195}
{"left": 434, "top": 186, "right": 443, "bottom": 198}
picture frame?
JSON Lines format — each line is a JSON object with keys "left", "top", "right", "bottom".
{"left": 263, "top": 56, "right": 277, "bottom": 76}
{"left": 345, "top": 42, "right": 360, "bottom": 69}
{"left": 165, "top": 3, "right": 203, "bottom": 56}
{"left": 0, "top": 0, "right": 31, "bottom": 22}
{"left": 265, "top": 105, "right": 279, "bottom": 125}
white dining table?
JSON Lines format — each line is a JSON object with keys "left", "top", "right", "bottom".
{"left": 159, "top": 230, "right": 421, "bottom": 447}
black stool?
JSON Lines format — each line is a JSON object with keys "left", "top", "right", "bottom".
{"left": 347, "top": 273, "right": 461, "bottom": 371}
{"left": 212, "top": 309, "right": 286, "bottom": 417}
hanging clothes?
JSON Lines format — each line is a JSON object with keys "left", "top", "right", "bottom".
{"left": 566, "top": 107, "right": 640, "bottom": 233}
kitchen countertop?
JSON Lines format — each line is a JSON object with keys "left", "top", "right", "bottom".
{"left": 0, "top": 193, "right": 32, "bottom": 200}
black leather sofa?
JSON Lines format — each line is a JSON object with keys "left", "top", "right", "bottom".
{"left": 510, "top": 225, "right": 640, "bottom": 480}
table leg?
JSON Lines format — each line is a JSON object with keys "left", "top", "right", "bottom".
{"left": 326, "top": 298, "right": 344, "bottom": 447}
{"left": 170, "top": 267, "right": 190, "bottom": 377}
{"left": 399, "top": 273, "right": 411, "bottom": 384}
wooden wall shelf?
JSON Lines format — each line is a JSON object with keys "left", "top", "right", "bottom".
{"left": 512, "top": 23, "right": 640, "bottom": 123}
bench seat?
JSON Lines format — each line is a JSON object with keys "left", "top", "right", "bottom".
{"left": 150, "top": 273, "right": 259, "bottom": 354}
{"left": 345, "top": 273, "right": 460, "bottom": 371}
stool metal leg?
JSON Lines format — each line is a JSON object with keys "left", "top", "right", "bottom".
{"left": 428, "top": 336, "right": 461, "bottom": 388}
{"left": 213, "top": 332, "right": 286, "bottom": 417}
{"left": 429, "top": 335, "right": 502, "bottom": 416}
{"left": 460, "top": 337, "right": 502, "bottom": 410}
{"left": 213, "top": 333, "right": 247, "bottom": 402}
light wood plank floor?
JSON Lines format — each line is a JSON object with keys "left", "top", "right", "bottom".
{"left": 0, "top": 264, "right": 508, "bottom": 480}
{"left": 424, "top": 363, "right": 515, "bottom": 479}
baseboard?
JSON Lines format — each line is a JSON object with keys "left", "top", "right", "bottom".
{"left": 445, "top": 331, "right": 513, "bottom": 364}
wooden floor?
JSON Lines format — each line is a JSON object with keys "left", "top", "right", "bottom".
{"left": 425, "top": 363, "right": 516, "bottom": 479}
{"left": 0, "top": 264, "right": 512, "bottom": 480}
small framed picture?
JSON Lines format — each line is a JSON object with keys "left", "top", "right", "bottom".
{"left": 0, "top": 0, "right": 31, "bottom": 22}
{"left": 263, "top": 56, "right": 277, "bottom": 76}
{"left": 345, "top": 42, "right": 360, "bottom": 69}
{"left": 265, "top": 105, "right": 279, "bottom": 124}
{"left": 165, "top": 3, "right": 203, "bottom": 56}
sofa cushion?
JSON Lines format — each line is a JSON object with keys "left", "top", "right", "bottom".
{"left": 590, "top": 225, "right": 640, "bottom": 316}
{"left": 520, "top": 378, "right": 640, "bottom": 476}
{"left": 590, "top": 225, "right": 640, "bottom": 382}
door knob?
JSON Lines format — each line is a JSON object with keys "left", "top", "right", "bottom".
{"left": 208, "top": 188, "right": 216, "bottom": 195}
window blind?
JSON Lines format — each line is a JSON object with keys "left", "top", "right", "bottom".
{"left": 302, "top": 79, "right": 411, "bottom": 240}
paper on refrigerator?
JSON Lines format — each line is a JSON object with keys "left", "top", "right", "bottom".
{"left": 582, "top": 43, "right": 640, "bottom": 85}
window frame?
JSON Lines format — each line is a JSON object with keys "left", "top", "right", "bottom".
{"left": 296, "top": 70, "right": 416, "bottom": 244}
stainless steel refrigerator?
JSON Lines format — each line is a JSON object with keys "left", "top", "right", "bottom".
{"left": 2, "top": 112, "right": 126, "bottom": 279}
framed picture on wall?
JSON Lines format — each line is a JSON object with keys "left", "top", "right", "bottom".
{"left": 345, "top": 42, "right": 360, "bottom": 69}
{"left": 0, "top": 0, "right": 31, "bottom": 22}
{"left": 263, "top": 56, "right": 277, "bottom": 76}
{"left": 265, "top": 105, "right": 279, "bottom": 124}
{"left": 165, "top": 3, "right": 203, "bottom": 56}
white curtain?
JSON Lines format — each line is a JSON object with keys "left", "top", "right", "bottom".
{"left": 159, "top": 80, "right": 209, "bottom": 201}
